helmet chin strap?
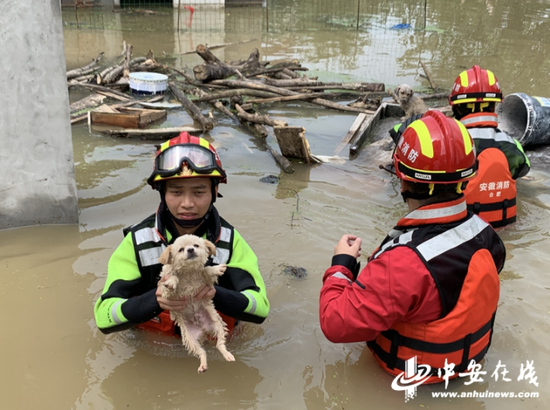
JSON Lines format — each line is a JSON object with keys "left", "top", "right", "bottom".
{"left": 171, "top": 204, "right": 212, "bottom": 228}
{"left": 401, "top": 190, "right": 433, "bottom": 203}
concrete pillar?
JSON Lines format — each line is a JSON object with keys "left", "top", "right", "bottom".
{"left": 0, "top": 1, "right": 78, "bottom": 229}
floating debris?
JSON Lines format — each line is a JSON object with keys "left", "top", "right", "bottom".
{"left": 259, "top": 175, "right": 280, "bottom": 184}
{"left": 280, "top": 264, "right": 308, "bottom": 279}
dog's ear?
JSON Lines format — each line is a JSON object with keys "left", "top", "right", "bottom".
{"left": 159, "top": 245, "right": 173, "bottom": 265}
{"left": 395, "top": 86, "right": 401, "bottom": 94}
{"left": 204, "top": 240, "right": 217, "bottom": 257}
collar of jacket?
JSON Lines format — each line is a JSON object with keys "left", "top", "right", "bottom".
{"left": 397, "top": 196, "right": 468, "bottom": 228}
{"left": 460, "top": 112, "right": 498, "bottom": 128}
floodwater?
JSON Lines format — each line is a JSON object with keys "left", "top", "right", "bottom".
{"left": 2, "top": 0, "right": 550, "bottom": 408}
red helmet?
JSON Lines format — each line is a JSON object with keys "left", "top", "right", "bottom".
{"left": 147, "top": 132, "right": 227, "bottom": 189}
{"left": 449, "top": 65, "right": 502, "bottom": 105}
{"left": 393, "top": 110, "right": 477, "bottom": 184}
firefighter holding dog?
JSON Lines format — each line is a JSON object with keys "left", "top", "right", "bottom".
{"left": 320, "top": 110, "right": 505, "bottom": 384}
{"left": 94, "top": 133, "right": 269, "bottom": 337}
{"left": 449, "top": 65, "right": 530, "bottom": 228}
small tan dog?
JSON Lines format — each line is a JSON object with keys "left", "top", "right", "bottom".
{"left": 158, "top": 234, "right": 235, "bottom": 373}
{"left": 394, "top": 84, "right": 428, "bottom": 121}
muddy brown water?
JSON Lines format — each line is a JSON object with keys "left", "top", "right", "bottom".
{"left": 2, "top": 1, "right": 550, "bottom": 409}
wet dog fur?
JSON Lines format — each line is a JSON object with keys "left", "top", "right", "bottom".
{"left": 394, "top": 84, "right": 428, "bottom": 121}
{"left": 158, "top": 234, "right": 235, "bottom": 373}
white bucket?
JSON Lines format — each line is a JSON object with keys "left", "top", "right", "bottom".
{"left": 129, "top": 72, "right": 168, "bottom": 95}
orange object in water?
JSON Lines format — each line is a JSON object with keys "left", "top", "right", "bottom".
{"left": 184, "top": 5, "right": 194, "bottom": 27}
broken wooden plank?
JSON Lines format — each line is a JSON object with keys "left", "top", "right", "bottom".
{"left": 273, "top": 126, "right": 320, "bottom": 164}
{"left": 118, "top": 107, "right": 167, "bottom": 126}
{"left": 349, "top": 103, "right": 393, "bottom": 157}
{"left": 90, "top": 111, "right": 140, "bottom": 128}
{"left": 333, "top": 113, "right": 368, "bottom": 156}
{"left": 169, "top": 82, "right": 214, "bottom": 132}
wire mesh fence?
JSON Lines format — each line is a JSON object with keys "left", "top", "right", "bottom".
{"left": 61, "top": 0, "right": 430, "bottom": 33}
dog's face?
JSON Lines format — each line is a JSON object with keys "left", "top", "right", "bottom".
{"left": 396, "top": 84, "right": 414, "bottom": 104}
{"left": 158, "top": 234, "right": 217, "bottom": 270}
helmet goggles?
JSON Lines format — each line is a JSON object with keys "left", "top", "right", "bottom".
{"left": 154, "top": 143, "right": 225, "bottom": 178}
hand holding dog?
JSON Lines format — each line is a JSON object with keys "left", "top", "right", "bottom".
{"left": 334, "top": 234, "right": 362, "bottom": 258}
{"left": 156, "top": 276, "right": 216, "bottom": 311}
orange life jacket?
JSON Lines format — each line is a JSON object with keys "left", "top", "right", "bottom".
{"left": 135, "top": 310, "right": 236, "bottom": 338}
{"left": 465, "top": 147, "right": 516, "bottom": 227}
{"left": 368, "top": 249, "right": 499, "bottom": 384}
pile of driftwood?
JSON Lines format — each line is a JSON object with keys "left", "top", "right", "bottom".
{"left": 68, "top": 41, "right": 394, "bottom": 172}
{"left": 68, "top": 42, "right": 447, "bottom": 172}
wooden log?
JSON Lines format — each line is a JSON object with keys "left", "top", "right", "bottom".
{"left": 253, "top": 123, "right": 269, "bottom": 138}
{"left": 272, "top": 71, "right": 293, "bottom": 80}
{"left": 419, "top": 92, "right": 449, "bottom": 101}
{"left": 72, "top": 74, "right": 95, "bottom": 83}
{"left": 286, "top": 84, "right": 385, "bottom": 92}
{"left": 68, "top": 82, "right": 132, "bottom": 100}
{"left": 247, "top": 66, "right": 308, "bottom": 78}
{"left": 193, "top": 45, "right": 264, "bottom": 82}
{"left": 420, "top": 61, "right": 438, "bottom": 92}
{"left": 225, "top": 48, "right": 265, "bottom": 73}
{"left": 130, "top": 56, "right": 147, "bottom": 66}
{"left": 196, "top": 89, "right": 293, "bottom": 173}
{"left": 265, "top": 79, "right": 385, "bottom": 92}
{"left": 103, "top": 66, "right": 124, "bottom": 85}
{"left": 234, "top": 104, "right": 287, "bottom": 127}
{"left": 69, "top": 93, "right": 106, "bottom": 115}
{"left": 168, "top": 82, "right": 214, "bottom": 131}
{"left": 266, "top": 146, "right": 295, "bottom": 174}
{"left": 281, "top": 67, "right": 300, "bottom": 78}
{"left": 122, "top": 44, "right": 133, "bottom": 79}
{"left": 95, "top": 89, "right": 131, "bottom": 102}
{"left": 96, "top": 66, "right": 117, "bottom": 85}
{"left": 178, "top": 39, "right": 257, "bottom": 55}
{"left": 210, "top": 79, "right": 375, "bottom": 114}
{"left": 245, "top": 92, "right": 331, "bottom": 105}
{"left": 66, "top": 52, "right": 104, "bottom": 79}
{"left": 194, "top": 64, "right": 238, "bottom": 83}
{"left": 197, "top": 89, "right": 278, "bottom": 102}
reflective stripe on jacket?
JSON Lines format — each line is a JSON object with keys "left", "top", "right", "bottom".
{"left": 366, "top": 209, "right": 503, "bottom": 384}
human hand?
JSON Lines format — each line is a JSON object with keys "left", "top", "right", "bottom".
{"left": 192, "top": 284, "right": 216, "bottom": 301}
{"left": 156, "top": 275, "right": 189, "bottom": 311}
{"left": 334, "top": 234, "right": 362, "bottom": 258}
{"left": 155, "top": 277, "right": 216, "bottom": 311}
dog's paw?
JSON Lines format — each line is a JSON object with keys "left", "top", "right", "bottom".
{"left": 198, "top": 365, "right": 208, "bottom": 373}
{"left": 218, "top": 264, "right": 227, "bottom": 274}
{"left": 223, "top": 351, "right": 235, "bottom": 362}
{"left": 163, "top": 276, "right": 178, "bottom": 290}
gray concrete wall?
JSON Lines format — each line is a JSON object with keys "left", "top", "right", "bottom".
{"left": 0, "top": 0, "right": 78, "bottom": 229}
